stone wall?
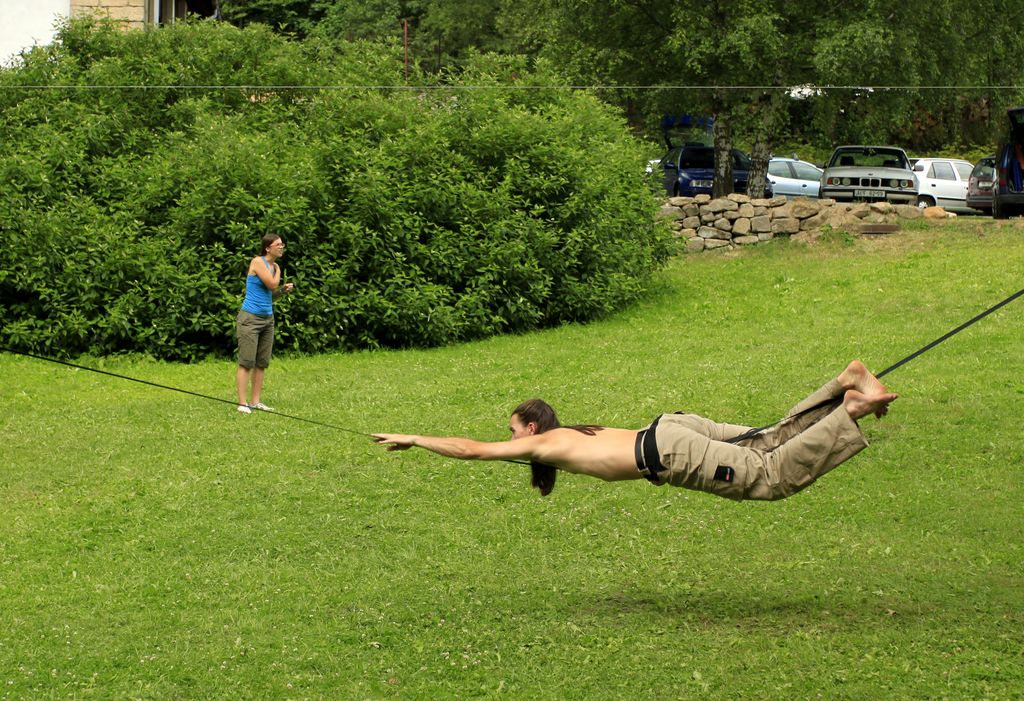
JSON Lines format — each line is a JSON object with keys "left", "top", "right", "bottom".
{"left": 71, "top": 0, "right": 147, "bottom": 28}
{"left": 657, "top": 195, "right": 950, "bottom": 252}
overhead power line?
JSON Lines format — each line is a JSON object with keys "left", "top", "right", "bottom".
{"left": 0, "top": 84, "right": 1022, "bottom": 91}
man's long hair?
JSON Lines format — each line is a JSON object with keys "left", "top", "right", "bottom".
{"left": 512, "top": 399, "right": 561, "bottom": 497}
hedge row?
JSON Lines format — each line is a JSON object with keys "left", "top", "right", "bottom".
{"left": 0, "top": 18, "right": 673, "bottom": 360}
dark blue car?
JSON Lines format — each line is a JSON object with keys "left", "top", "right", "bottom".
{"left": 993, "top": 107, "right": 1024, "bottom": 218}
{"left": 657, "top": 144, "right": 771, "bottom": 198}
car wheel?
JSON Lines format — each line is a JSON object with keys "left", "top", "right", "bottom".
{"left": 993, "top": 195, "right": 1008, "bottom": 219}
{"left": 916, "top": 195, "right": 935, "bottom": 209}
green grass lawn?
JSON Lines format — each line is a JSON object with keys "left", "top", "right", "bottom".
{"left": 3, "top": 219, "right": 1023, "bottom": 699}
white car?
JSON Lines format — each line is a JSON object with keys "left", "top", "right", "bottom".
{"left": 768, "top": 157, "right": 823, "bottom": 198}
{"left": 912, "top": 157, "right": 975, "bottom": 212}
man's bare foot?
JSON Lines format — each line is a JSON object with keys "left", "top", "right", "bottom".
{"left": 843, "top": 389, "right": 898, "bottom": 421}
{"left": 838, "top": 360, "right": 889, "bottom": 397}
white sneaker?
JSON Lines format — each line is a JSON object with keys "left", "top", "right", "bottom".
{"left": 251, "top": 402, "right": 274, "bottom": 412}
{"left": 237, "top": 404, "right": 252, "bottom": 414}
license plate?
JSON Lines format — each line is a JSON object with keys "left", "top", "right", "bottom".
{"left": 855, "top": 189, "right": 885, "bottom": 198}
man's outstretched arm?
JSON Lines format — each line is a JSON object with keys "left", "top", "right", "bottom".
{"left": 372, "top": 433, "right": 543, "bottom": 462}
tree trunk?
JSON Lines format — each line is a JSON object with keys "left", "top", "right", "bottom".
{"left": 712, "top": 104, "right": 733, "bottom": 199}
{"left": 747, "top": 92, "right": 785, "bottom": 199}
{"left": 747, "top": 138, "right": 770, "bottom": 199}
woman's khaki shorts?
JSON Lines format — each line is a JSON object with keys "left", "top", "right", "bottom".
{"left": 237, "top": 310, "right": 275, "bottom": 369}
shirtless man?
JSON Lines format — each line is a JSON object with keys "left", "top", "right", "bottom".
{"left": 372, "top": 361, "right": 897, "bottom": 501}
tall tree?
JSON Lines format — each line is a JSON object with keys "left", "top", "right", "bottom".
{"left": 416, "top": 0, "right": 507, "bottom": 68}
{"left": 513, "top": 0, "right": 798, "bottom": 196}
{"left": 310, "top": 0, "right": 409, "bottom": 43}
{"left": 218, "top": 0, "right": 1024, "bottom": 159}
{"left": 806, "top": 1, "right": 1024, "bottom": 151}
{"left": 219, "top": 0, "right": 323, "bottom": 37}
{"left": 222, "top": 0, "right": 513, "bottom": 73}
{"left": 509, "top": 0, "right": 1024, "bottom": 193}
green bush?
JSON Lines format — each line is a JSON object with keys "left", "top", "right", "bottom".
{"left": 0, "top": 19, "right": 673, "bottom": 360}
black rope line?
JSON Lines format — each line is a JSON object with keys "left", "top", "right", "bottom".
{"left": 3, "top": 285, "right": 1021, "bottom": 446}
{"left": 0, "top": 346, "right": 371, "bottom": 437}
{"left": 724, "top": 285, "right": 1024, "bottom": 444}
{"left": 874, "top": 286, "right": 1024, "bottom": 379}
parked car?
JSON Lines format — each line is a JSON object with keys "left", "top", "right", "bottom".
{"left": 912, "top": 157, "right": 975, "bottom": 212}
{"left": 657, "top": 144, "right": 771, "bottom": 197}
{"left": 819, "top": 145, "right": 917, "bottom": 204}
{"left": 966, "top": 156, "right": 996, "bottom": 213}
{"left": 993, "top": 107, "right": 1024, "bottom": 218}
{"left": 767, "top": 157, "right": 823, "bottom": 198}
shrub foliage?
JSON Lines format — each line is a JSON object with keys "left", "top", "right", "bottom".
{"left": 0, "top": 19, "right": 672, "bottom": 360}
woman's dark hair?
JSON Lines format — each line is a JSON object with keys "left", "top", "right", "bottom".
{"left": 260, "top": 233, "right": 281, "bottom": 256}
{"left": 512, "top": 399, "right": 561, "bottom": 497}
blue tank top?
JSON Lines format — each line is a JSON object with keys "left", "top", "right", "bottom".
{"left": 240, "top": 257, "right": 274, "bottom": 316}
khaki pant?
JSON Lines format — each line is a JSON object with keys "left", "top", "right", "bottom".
{"left": 236, "top": 310, "right": 275, "bottom": 369}
{"left": 649, "top": 380, "right": 868, "bottom": 500}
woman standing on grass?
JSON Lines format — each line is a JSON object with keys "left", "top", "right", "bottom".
{"left": 236, "top": 233, "right": 294, "bottom": 414}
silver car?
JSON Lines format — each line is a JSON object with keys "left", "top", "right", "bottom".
{"left": 768, "top": 157, "right": 823, "bottom": 198}
{"left": 819, "top": 146, "right": 917, "bottom": 204}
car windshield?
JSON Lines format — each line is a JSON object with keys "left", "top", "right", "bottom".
{"left": 971, "top": 162, "right": 995, "bottom": 179}
{"left": 679, "top": 150, "right": 715, "bottom": 169}
{"left": 830, "top": 148, "right": 908, "bottom": 169}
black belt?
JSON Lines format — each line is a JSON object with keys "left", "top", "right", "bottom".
{"left": 634, "top": 414, "right": 665, "bottom": 483}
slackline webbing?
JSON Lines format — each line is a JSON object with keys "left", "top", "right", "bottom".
{"left": 2, "top": 285, "right": 1021, "bottom": 444}
{"left": 0, "top": 346, "right": 371, "bottom": 437}
{"left": 723, "top": 285, "right": 1024, "bottom": 444}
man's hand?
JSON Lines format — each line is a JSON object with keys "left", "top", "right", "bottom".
{"left": 372, "top": 433, "right": 416, "bottom": 451}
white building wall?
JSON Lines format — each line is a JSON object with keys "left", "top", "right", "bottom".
{"left": 0, "top": 0, "right": 72, "bottom": 66}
